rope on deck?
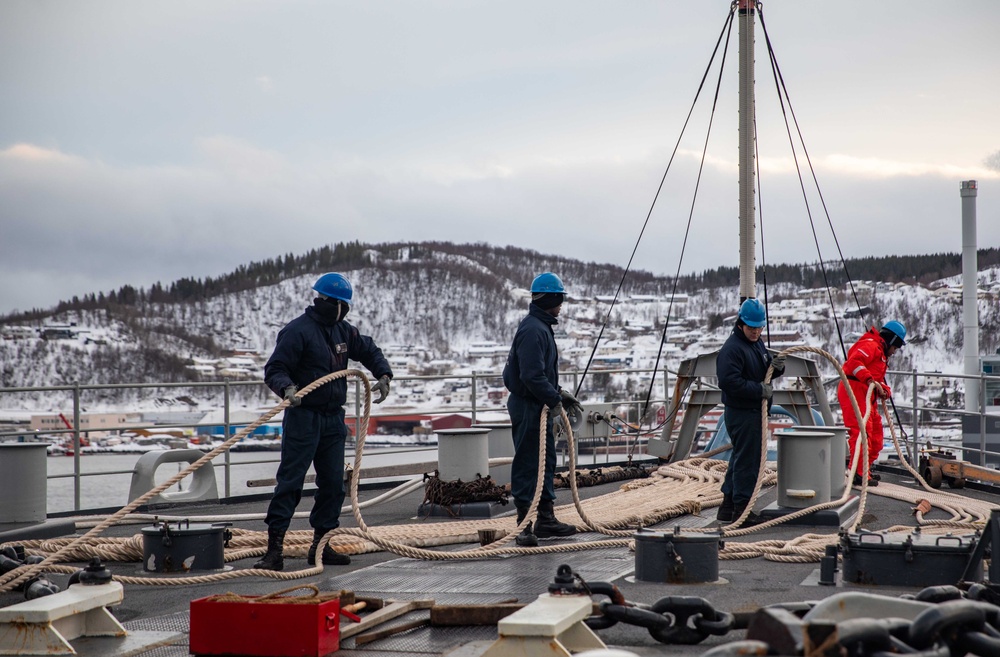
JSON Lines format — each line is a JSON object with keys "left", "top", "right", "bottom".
{"left": 3, "top": 348, "right": 998, "bottom": 589}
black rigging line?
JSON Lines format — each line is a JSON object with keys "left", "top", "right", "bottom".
{"left": 764, "top": 93, "right": 868, "bottom": 341}
{"left": 757, "top": 6, "right": 852, "bottom": 360}
{"left": 629, "top": 8, "right": 738, "bottom": 437}
{"left": 572, "top": 3, "right": 738, "bottom": 404}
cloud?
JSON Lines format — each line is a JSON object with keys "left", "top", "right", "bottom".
{"left": 823, "top": 155, "right": 1000, "bottom": 180}
{"left": 1, "top": 143, "right": 80, "bottom": 165}
{"left": 255, "top": 75, "right": 274, "bottom": 93}
{"left": 985, "top": 151, "right": 1000, "bottom": 172}
{"left": 1, "top": 138, "right": 998, "bottom": 316}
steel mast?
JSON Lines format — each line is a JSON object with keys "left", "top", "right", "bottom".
{"left": 649, "top": 1, "right": 835, "bottom": 462}
{"left": 738, "top": 0, "right": 757, "bottom": 302}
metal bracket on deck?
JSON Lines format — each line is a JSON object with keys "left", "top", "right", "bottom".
{"left": 960, "top": 508, "right": 1000, "bottom": 587}
{"left": 480, "top": 593, "right": 604, "bottom": 657}
{"left": 128, "top": 449, "right": 218, "bottom": 505}
{"left": 0, "top": 581, "right": 126, "bottom": 655}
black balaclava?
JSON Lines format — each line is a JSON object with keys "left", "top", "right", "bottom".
{"left": 879, "top": 328, "right": 903, "bottom": 350}
{"left": 531, "top": 292, "right": 565, "bottom": 310}
{"left": 313, "top": 296, "right": 349, "bottom": 323}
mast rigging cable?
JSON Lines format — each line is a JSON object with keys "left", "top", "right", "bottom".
{"left": 575, "top": 1, "right": 870, "bottom": 446}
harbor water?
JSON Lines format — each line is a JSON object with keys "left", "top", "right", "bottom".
{"left": 43, "top": 446, "right": 439, "bottom": 514}
{"left": 42, "top": 441, "right": 627, "bottom": 515}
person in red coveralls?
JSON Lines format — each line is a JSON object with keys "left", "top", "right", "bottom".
{"left": 837, "top": 320, "right": 907, "bottom": 487}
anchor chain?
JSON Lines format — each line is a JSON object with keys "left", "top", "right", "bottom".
{"left": 648, "top": 595, "right": 736, "bottom": 645}
{"left": 554, "top": 464, "right": 653, "bottom": 489}
{"left": 550, "top": 563, "right": 735, "bottom": 645}
{"left": 421, "top": 472, "right": 509, "bottom": 507}
{"left": 549, "top": 565, "right": 1000, "bottom": 655}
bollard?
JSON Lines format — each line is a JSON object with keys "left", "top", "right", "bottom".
{"left": 0, "top": 444, "right": 49, "bottom": 523}
{"left": 436, "top": 428, "right": 491, "bottom": 481}
{"left": 819, "top": 544, "right": 838, "bottom": 586}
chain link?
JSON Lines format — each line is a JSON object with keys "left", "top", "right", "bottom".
{"left": 422, "top": 472, "right": 509, "bottom": 507}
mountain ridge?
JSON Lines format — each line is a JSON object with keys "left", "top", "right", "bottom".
{"left": 1, "top": 241, "right": 999, "bottom": 410}
{"left": 3, "top": 241, "right": 998, "bottom": 321}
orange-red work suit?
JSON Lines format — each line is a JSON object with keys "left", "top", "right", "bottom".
{"left": 836, "top": 327, "right": 892, "bottom": 478}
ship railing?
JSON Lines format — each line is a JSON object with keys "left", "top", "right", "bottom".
{"left": 0, "top": 367, "right": 676, "bottom": 513}
{"left": 827, "top": 368, "right": 1000, "bottom": 469}
{"left": 3, "top": 365, "right": 997, "bottom": 514}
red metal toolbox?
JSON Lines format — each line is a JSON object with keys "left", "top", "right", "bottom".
{"left": 190, "top": 593, "right": 340, "bottom": 657}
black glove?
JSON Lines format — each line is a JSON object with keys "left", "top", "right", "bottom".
{"left": 771, "top": 355, "right": 786, "bottom": 372}
{"left": 761, "top": 383, "right": 773, "bottom": 400}
{"left": 559, "top": 388, "right": 584, "bottom": 414}
{"left": 550, "top": 402, "right": 566, "bottom": 433}
{"left": 283, "top": 385, "right": 301, "bottom": 407}
{"left": 373, "top": 375, "right": 391, "bottom": 404}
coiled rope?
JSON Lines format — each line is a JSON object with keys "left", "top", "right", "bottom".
{"left": 689, "top": 344, "right": 998, "bottom": 562}
{"left": 0, "top": 371, "right": 350, "bottom": 592}
{"left": 4, "top": 350, "right": 997, "bottom": 589}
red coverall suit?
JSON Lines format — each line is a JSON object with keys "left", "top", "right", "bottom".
{"left": 837, "top": 328, "right": 892, "bottom": 478}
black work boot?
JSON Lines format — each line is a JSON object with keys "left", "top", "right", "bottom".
{"left": 534, "top": 499, "right": 576, "bottom": 538}
{"left": 514, "top": 505, "right": 538, "bottom": 547}
{"left": 307, "top": 529, "right": 351, "bottom": 566}
{"left": 731, "top": 502, "right": 763, "bottom": 529}
{"left": 253, "top": 528, "right": 285, "bottom": 571}
{"left": 716, "top": 493, "right": 734, "bottom": 522}
{"left": 853, "top": 473, "right": 879, "bottom": 487}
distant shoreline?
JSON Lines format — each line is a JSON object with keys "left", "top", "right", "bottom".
{"left": 42, "top": 435, "right": 438, "bottom": 456}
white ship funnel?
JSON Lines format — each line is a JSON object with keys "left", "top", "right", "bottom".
{"left": 961, "top": 180, "right": 979, "bottom": 412}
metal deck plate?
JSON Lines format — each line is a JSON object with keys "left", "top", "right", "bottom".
{"left": 759, "top": 497, "right": 860, "bottom": 526}
{"left": 345, "top": 622, "right": 498, "bottom": 653}
{"left": 326, "top": 548, "right": 633, "bottom": 597}
{"left": 123, "top": 610, "right": 190, "bottom": 633}
{"left": 67, "top": 631, "right": 186, "bottom": 657}
{"left": 320, "top": 548, "right": 632, "bottom": 652}
{"left": 121, "top": 516, "right": 710, "bottom": 654}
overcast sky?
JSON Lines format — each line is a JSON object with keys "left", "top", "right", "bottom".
{"left": 2, "top": 0, "right": 998, "bottom": 315}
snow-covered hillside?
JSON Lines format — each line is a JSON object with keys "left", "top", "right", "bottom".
{"left": 1, "top": 244, "right": 998, "bottom": 413}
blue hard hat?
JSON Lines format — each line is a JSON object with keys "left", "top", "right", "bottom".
{"left": 312, "top": 273, "right": 353, "bottom": 305}
{"left": 530, "top": 272, "right": 565, "bottom": 294}
{"left": 738, "top": 298, "right": 766, "bottom": 328}
{"left": 882, "top": 320, "right": 906, "bottom": 347}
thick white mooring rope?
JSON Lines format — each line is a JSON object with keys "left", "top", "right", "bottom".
{"left": 3, "top": 349, "right": 996, "bottom": 589}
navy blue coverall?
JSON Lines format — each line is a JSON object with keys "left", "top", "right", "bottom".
{"left": 502, "top": 303, "right": 563, "bottom": 508}
{"left": 263, "top": 305, "right": 392, "bottom": 535}
{"left": 716, "top": 324, "right": 782, "bottom": 506}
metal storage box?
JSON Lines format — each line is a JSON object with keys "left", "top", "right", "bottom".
{"left": 141, "top": 520, "right": 231, "bottom": 572}
{"left": 840, "top": 529, "right": 981, "bottom": 587}
{"left": 190, "top": 594, "right": 340, "bottom": 657}
{"left": 634, "top": 527, "right": 722, "bottom": 583}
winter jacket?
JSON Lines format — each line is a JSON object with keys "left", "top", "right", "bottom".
{"left": 503, "top": 304, "right": 562, "bottom": 408}
{"left": 837, "top": 327, "right": 889, "bottom": 401}
{"left": 264, "top": 306, "right": 392, "bottom": 414}
{"left": 717, "top": 325, "right": 781, "bottom": 410}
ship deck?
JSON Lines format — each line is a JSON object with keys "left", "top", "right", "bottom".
{"left": 3, "top": 462, "right": 1000, "bottom": 657}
